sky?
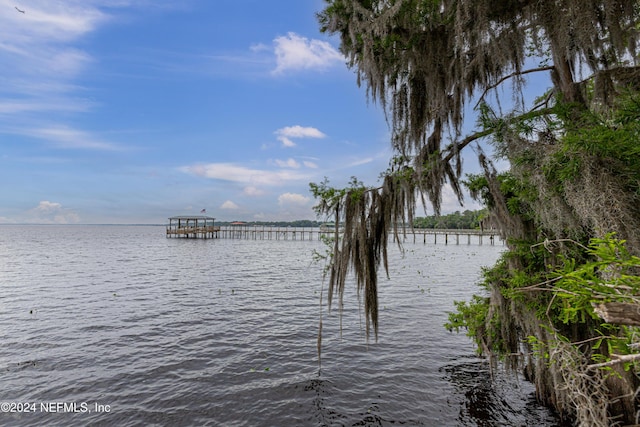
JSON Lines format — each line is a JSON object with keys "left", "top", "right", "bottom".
{"left": 0, "top": 0, "right": 487, "bottom": 224}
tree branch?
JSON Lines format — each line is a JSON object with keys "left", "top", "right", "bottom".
{"left": 588, "top": 353, "right": 640, "bottom": 370}
{"left": 475, "top": 66, "right": 555, "bottom": 108}
{"left": 442, "top": 128, "right": 493, "bottom": 163}
{"left": 442, "top": 106, "right": 555, "bottom": 163}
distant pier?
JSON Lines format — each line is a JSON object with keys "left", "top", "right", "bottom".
{"left": 167, "top": 221, "right": 501, "bottom": 245}
{"left": 398, "top": 228, "right": 501, "bottom": 245}
{"left": 166, "top": 215, "right": 220, "bottom": 239}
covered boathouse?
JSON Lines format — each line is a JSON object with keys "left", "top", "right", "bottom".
{"left": 166, "top": 216, "right": 220, "bottom": 239}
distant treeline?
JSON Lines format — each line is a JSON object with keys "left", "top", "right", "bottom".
{"left": 216, "top": 210, "right": 486, "bottom": 229}
{"left": 411, "top": 209, "right": 487, "bottom": 229}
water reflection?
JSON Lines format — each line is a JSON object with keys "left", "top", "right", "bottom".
{"left": 305, "top": 376, "right": 420, "bottom": 426}
{"left": 443, "top": 356, "right": 567, "bottom": 427}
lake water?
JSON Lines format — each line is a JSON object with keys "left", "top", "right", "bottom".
{"left": 0, "top": 225, "right": 564, "bottom": 426}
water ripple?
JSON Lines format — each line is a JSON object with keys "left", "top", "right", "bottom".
{"left": 0, "top": 225, "right": 564, "bottom": 426}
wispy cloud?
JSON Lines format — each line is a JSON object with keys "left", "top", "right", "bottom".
{"left": 271, "top": 32, "right": 343, "bottom": 75}
{"left": 302, "top": 160, "right": 318, "bottom": 169}
{"left": 0, "top": 97, "right": 95, "bottom": 115}
{"left": 276, "top": 192, "right": 314, "bottom": 220}
{"left": 243, "top": 186, "right": 266, "bottom": 197}
{"left": 0, "top": 0, "right": 107, "bottom": 84}
{"left": 21, "top": 125, "right": 124, "bottom": 150}
{"left": 347, "top": 157, "right": 374, "bottom": 167}
{"left": 0, "top": 0, "right": 124, "bottom": 149}
{"left": 180, "top": 162, "right": 312, "bottom": 186}
{"left": 249, "top": 42, "right": 269, "bottom": 53}
{"left": 271, "top": 157, "right": 320, "bottom": 169}
{"left": 274, "top": 125, "right": 326, "bottom": 147}
{"left": 273, "top": 158, "right": 301, "bottom": 168}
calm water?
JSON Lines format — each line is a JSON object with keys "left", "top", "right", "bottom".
{"left": 0, "top": 225, "right": 563, "bottom": 426}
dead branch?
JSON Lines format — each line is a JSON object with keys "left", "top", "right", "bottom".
{"left": 588, "top": 353, "right": 640, "bottom": 370}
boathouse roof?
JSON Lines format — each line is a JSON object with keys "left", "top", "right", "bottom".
{"left": 168, "top": 215, "right": 216, "bottom": 220}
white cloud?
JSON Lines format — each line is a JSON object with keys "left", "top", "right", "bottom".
{"left": 278, "top": 192, "right": 310, "bottom": 207}
{"left": 181, "top": 163, "right": 312, "bottom": 186}
{"left": 274, "top": 158, "right": 300, "bottom": 168}
{"left": 34, "top": 200, "right": 62, "bottom": 212}
{"left": 272, "top": 32, "right": 343, "bottom": 74}
{"left": 27, "top": 200, "right": 80, "bottom": 223}
{"left": 279, "top": 137, "right": 296, "bottom": 148}
{"left": 221, "top": 200, "right": 239, "bottom": 210}
{"left": 243, "top": 186, "right": 266, "bottom": 197}
{"left": 277, "top": 125, "right": 326, "bottom": 139}
{"left": 274, "top": 125, "right": 326, "bottom": 147}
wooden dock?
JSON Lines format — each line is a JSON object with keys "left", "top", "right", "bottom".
{"left": 399, "top": 228, "right": 501, "bottom": 245}
{"left": 166, "top": 215, "right": 220, "bottom": 239}
{"left": 207, "top": 225, "right": 501, "bottom": 245}
{"left": 166, "top": 215, "right": 501, "bottom": 245}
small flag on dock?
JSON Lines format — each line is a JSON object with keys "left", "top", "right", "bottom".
{"left": 201, "top": 208, "right": 206, "bottom": 213}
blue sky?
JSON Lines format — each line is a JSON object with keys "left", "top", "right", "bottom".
{"left": 1, "top": 0, "right": 485, "bottom": 224}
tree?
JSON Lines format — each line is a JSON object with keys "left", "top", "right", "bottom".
{"left": 412, "top": 209, "right": 486, "bottom": 229}
{"left": 314, "top": 0, "right": 640, "bottom": 424}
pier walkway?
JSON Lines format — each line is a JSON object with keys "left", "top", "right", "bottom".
{"left": 211, "top": 225, "right": 501, "bottom": 245}
{"left": 165, "top": 215, "right": 501, "bottom": 245}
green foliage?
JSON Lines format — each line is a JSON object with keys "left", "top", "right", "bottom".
{"left": 445, "top": 294, "right": 491, "bottom": 350}
{"left": 309, "top": 177, "right": 347, "bottom": 217}
{"left": 444, "top": 94, "right": 640, "bottom": 371}
{"left": 312, "top": 233, "right": 337, "bottom": 271}
{"left": 477, "top": 102, "right": 506, "bottom": 140}
{"left": 549, "top": 234, "right": 640, "bottom": 324}
{"left": 463, "top": 174, "right": 490, "bottom": 206}
{"left": 447, "top": 234, "right": 640, "bottom": 374}
{"left": 309, "top": 176, "right": 367, "bottom": 218}
{"left": 523, "top": 235, "right": 640, "bottom": 367}
{"left": 543, "top": 92, "right": 640, "bottom": 195}
{"left": 319, "top": 0, "right": 640, "bottom": 420}
{"left": 464, "top": 172, "right": 536, "bottom": 220}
